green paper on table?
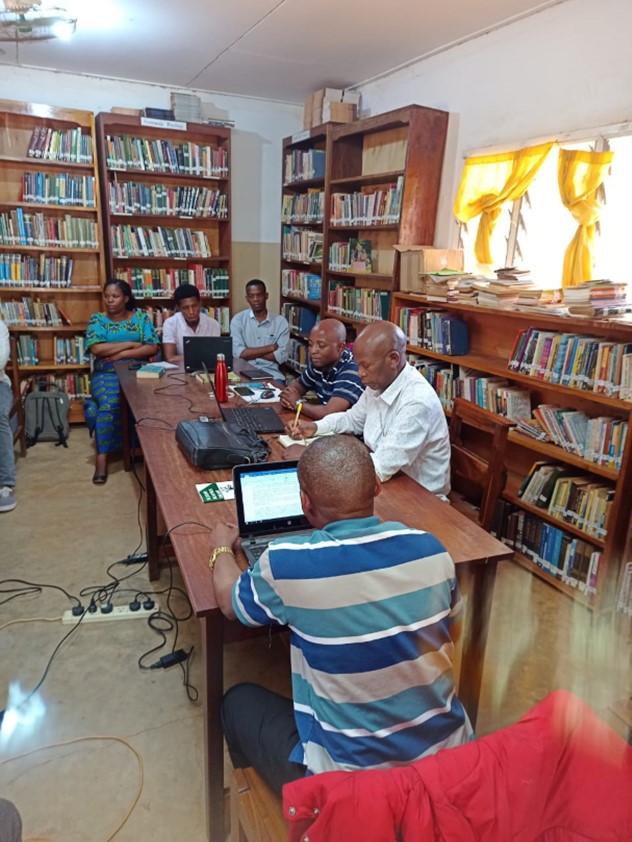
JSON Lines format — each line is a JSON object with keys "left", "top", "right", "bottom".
{"left": 196, "top": 481, "right": 235, "bottom": 503}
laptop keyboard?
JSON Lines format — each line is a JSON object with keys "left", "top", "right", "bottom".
{"left": 227, "top": 407, "right": 261, "bottom": 433}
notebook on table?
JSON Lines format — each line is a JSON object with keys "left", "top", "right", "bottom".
{"left": 241, "top": 366, "right": 274, "bottom": 380}
{"left": 183, "top": 336, "right": 233, "bottom": 374}
{"left": 233, "top": 460, "right": 312, "bottom": 566}
{"left": 201, "top": 362, "right": 285, "bottom": 434}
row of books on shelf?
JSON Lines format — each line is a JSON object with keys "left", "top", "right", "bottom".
{"left": 327, "top": 283, "right": 390, "bottom": 322}
{"left": 516, "top": 462, "right": 613, "bottom": 539}
{"left": 0, "top": 253, "right": 74, "bottom": 287}
{"left": 617, "top": 562, "right": 632, "bottom": 616}
{"left": 31, "top": 372, "right": 91, "bottom": 402}
{"left": 284, "top": 149, "right": 326, "bottom": 184}
{"left": 282, "top": 228, "right": 323, "bottom": 263}
{"left": 104, "top": 134, "right": 229, "bottom": 177}
{"left": 22, "top": 172, "right": 96, "bottom": 207}
{"left": 26, "top": 126, "right": 93, "bottom": 164}
{"left": 517, "top": 405, "right": 628, "bottom": 469}
{"left": 394, "top": 306, "right": 469, "bottom": 356}
{"left": 329, "top": 177, "right": 403, "bottom": 227}
{"left": 281, "top": 270, "right": 321, "bottom": 301}
{"left": 108, "top": 181, "right": 228, "bottom": 219}
{"left": 281, "top": 189, "right": 324, "bottom": 225}
{"left": 328, "top": 239, "right": 373, "bottom": 273}
{"left": 141, "top": 304, "right": 230, "bottom": 334}
{"left": 1, "top": 298, "right": 62, "bottom": 326}
{"left": 115, "top": 266, "right": 229, "bottom": 298}
{"left": 0, "top": 210, "right": 99, "bottom": 249}
{"left": 508, "top": 327, "right": 632, "bottom": 398}
{"left": 54, "top": 335, "right": 89, "bottom": 365}
{"left": 288, "top": 339, "right": 308, "bottom": 373}
{"left": 12, "top": 333, "right": 88, "bottom": 366}
{"left": 281, "top": 303, "right": 319, "bottom": 336}
{"left": 492, "top": 500, "right": 601, "bottom": 595}
{"left": 110, "top": 225, "right": 211, "bottom": 259}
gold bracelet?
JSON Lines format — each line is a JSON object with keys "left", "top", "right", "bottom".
{"left": 209, "top": 546, "right": 235, "bottom": 571}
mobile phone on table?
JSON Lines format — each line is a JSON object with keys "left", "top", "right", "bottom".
{"left": 232, "top": 385, "right": 255, "bottom": 397}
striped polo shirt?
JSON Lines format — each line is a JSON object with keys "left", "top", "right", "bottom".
{"left": 298, "top": 347, "right": 364, "bottom": 407}
{"left": 232, "top": 516, "right": 472, "bottom": 775}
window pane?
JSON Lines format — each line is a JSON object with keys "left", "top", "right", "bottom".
{"left": 593, "top": 135, "right": 632, "bottom": 282}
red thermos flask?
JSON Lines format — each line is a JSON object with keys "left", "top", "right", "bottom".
{"left": 214, "top": 353, "right": 228, "bottom": 403}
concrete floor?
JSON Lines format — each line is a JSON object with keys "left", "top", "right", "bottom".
{"left": 1, "top": 428, "right": 630, "bottom": 840}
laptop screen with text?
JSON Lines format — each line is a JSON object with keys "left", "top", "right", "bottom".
{"left": 233, "top": 461, "right": 310, "bottom": 538}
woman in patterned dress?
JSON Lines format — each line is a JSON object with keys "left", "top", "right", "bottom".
{"left": 85, "top": 280, "right": 159, "bottom": 483}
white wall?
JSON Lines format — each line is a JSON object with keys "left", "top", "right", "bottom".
{"left": 0, "top": 65, "right": 302, "bottom": 244}
{"left": 354, "top": 0, "right": 632, "bottom": 247}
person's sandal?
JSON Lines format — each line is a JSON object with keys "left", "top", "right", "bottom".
{"left": 92, "top": 473, "right": 108, "bottom": 485}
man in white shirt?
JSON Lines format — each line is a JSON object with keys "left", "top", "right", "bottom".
{"left": 162, "top": 284, "right": 220, "bottom": 361}
{"left": 285, "top": 320, "right": 451, "bottom": 498}
{"left": 230, "top": 279, "right": 290, "bottom": 380}
{"left": 0, "top": 319, "right": 17, "bottom": 512}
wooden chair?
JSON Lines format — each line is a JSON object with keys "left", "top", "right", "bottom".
{"left": 8, "top": 335, "right": 27, "bottom": 458}
{"left": 230, "top": 767, "right": 287, "bottom": 842}
{"left": 448, "top": 398, "right": 515, "bottom": 531}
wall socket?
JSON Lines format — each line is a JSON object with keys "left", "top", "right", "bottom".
{"left": 61, "top": 605, "right": 155, "bottom": 625}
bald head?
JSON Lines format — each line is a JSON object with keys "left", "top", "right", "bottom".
{"left": 298, "top": 435, "right": 378, "bottom": 525}
{"left": 352, "top": 320, "right": 407, "bottom": 393}
{"left": 308, "top": 319, "right": 347, "bottom": 370}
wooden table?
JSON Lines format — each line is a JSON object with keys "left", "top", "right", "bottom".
{"left": 115, "top": 361, "right": 513, "bottom": 841}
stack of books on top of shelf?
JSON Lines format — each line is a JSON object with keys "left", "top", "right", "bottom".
{"left": 563, "top": 279, "right": 631, "bottom": 318}
{"left": 474, "top": 266, "right": 538, "bottom": 309}
{"left": 417, "top": 269, "right": 481, "bottom": 303}
{"left": 170, "top": 92, "right": 202, "bottom": 123}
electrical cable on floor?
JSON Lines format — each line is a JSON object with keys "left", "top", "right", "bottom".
{"left": 0, "top": 734, "right": 144, "bottom": 841}
{"left": 0, "top": 617, "right": 62, "bottom": 632}
{"left": 0, "top": 579, "right": 82, "bottom": 609}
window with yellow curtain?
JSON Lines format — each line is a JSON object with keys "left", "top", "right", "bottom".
{"left": 454, "top": 143, "right": 553, "bottom": 266}
{"left": 558, "top": 148, "right": 614, "bottom": 286}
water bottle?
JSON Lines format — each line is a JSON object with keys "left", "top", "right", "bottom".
{"left": 215, "top": 353, "right": 228, "bottom": 403}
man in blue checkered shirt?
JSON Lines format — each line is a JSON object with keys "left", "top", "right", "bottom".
{"left": 280, "top": 319, "right": 364, "bottom": 420}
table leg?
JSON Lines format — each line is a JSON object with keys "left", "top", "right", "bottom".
{"left": 146, "top": 464, "right": 160, "bottom": 581}
{"left": 458, "top": 558, "right": 498, "bottom": 730}
{"left": 202, "top": 611, "right": 226, "bottom": 842}
{"left": 120, "top": 383, "right": 132, "bottom": 472}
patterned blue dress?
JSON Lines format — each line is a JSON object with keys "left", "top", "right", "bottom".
{"left": 85, "top": 310, "right": 159, "bottom": 454}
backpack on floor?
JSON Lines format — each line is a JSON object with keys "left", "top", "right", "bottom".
{"left": 24, "top": 382, "right": 70, "bottom": 448}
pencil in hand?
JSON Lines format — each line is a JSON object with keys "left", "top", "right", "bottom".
{"left": 291, "top": 400, "right": 303, "bottom": 436}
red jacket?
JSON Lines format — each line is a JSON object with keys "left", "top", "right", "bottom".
{"left": 283, "top": 690, "right": 632, "bottom": 841}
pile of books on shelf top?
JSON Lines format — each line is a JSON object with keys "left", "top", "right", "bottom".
{"left": 170, "top": 92, "right": 202, "bottom": 123}
{"left": 473, "top": 268, "right": 569, "bottom": 314}
{"left": 562, "top": 279, "right": 631, "bottom": 319}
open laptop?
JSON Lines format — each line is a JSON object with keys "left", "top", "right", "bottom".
{"left": 183, "top": 336, "right": 233, "bottom": 374}
{"left": 201, "top": 362, "right": 285, "bottom": 434}
{"left": 233, "top": 460, "right": 312, "bottom": 566}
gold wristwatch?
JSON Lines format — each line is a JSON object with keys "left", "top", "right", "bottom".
{"left": 209, "top": 546, "right": 235, "bottom": 570}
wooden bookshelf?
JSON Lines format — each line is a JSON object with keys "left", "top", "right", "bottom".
{"left": 391, "top": 292, "right": 632, "bottom": 610}
{"left": 280, "top": 124, "right": 331, "bottom": 373}
{"left": 95, "top": 112, "right": 232, "bottom": 334}
{"left": 0, "top": 99, "right": 105, "bottom": 423}
{"left": 323, "top": 105, "right": 448, "bottom": 334}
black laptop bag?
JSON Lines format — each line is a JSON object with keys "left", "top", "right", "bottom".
{"left": 175, "top": 419, "right": 269, "bottom": 469}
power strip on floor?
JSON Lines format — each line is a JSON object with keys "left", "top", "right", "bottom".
{"left": 61, "top": 605, "right": 155, "bottom": 625}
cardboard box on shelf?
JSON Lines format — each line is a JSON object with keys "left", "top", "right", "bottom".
{"left": 394, "top": 245, "right": 464, "bottom": 293}
{"left": 322, "top": 101, "right": 357, "bottom": 124}
{"left": 303, "top": 92, "right": 314, "bottom": 129}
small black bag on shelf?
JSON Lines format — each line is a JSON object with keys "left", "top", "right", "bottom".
{"left": 175, "top": 419, "right": 269, "bottom": 470}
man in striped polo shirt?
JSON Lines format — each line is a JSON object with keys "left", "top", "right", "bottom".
{"left": 280, "top": 319, "right": 364, "bottom": 419}
{"left": 212, "top": 435, "right": 471, "bottom": 795}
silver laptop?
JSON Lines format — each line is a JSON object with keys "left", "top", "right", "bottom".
{"left": 233, "top": 460, "right": 312, "bottom": 566}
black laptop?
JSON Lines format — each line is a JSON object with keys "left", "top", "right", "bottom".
{"left": 183, "top": 336, "right": 233, "bottom": 374}
{"left": 233, "top": 460, "right": 312, "bottom": 566}
{"left": 201, "top": 362, "right": 285, "bottom": 434}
